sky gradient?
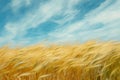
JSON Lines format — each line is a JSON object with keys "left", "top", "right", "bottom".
{"left": 0, "top": 0, "right": 120, "bottom": 46}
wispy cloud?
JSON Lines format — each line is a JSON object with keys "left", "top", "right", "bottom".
{"left": 49, "top": 0, "right": 120, "bottom": 43}
{"left": 11, "top": 0, "right": 32, "bottom": 12}
{"left": 0, "top": 0, "right": 120, "bottom": 46}
{"left": 0, "top": 0, "right": 80, "bottom": 46}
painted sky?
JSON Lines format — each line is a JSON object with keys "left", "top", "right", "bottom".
{"left": 0, "top": 0, "right": 120, "bottom": 46}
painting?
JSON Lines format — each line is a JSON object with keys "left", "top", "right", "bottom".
{"left": 0, "top": 0, "right": 120, "bottom": 80}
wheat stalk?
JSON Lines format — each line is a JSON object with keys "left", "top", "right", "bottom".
{"left": 0, "top": 41, "right": 120, "bottom": 80}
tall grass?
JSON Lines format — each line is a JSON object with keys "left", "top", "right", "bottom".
{"left": 0, "top": 41, "right": 120, "bottom": 80}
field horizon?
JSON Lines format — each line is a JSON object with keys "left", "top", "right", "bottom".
{"left": 0, "top": 41, "right": 120, "bottom": 80}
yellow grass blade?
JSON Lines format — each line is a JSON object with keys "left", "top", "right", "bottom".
{"left": 0, "top": 41, "right": 120, "bottom": 80}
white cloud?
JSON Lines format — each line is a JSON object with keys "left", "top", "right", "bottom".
{"left": 11, "top": 0, "right": 32, "bottom": 12}
{"left": 1, "top": 0, "right": 120, "bottom": 46}
{"left": 0, "top": 0, "right": 80, "bottom": 46}
{"left": 86, "top": 0, "right": 120, "bottom": 24}
{"left": 49, "top": 0, "right": 120, "bottom": 43}
{"left": 7, "top": 0, "right": 65, "bottom": 31}
{"left": 52, "top": 0, "right": 81, "bottom": 25}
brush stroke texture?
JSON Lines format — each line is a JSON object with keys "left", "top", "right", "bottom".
{"left": 0, "top": 0, "right": 120, "bottom": 46}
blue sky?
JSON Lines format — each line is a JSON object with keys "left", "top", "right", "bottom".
{"left": 0, "top": 0, "right": 120, "bottom": 46}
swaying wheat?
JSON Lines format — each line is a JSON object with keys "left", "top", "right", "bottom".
{"left": 0, "top": 41, "right": 120, "bottom": 80}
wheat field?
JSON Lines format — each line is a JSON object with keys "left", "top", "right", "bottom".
{"left": 0, "top": 41, "right": 120, "bottom": 80}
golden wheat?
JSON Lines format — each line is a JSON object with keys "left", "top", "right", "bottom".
{"left": 0, "top": 41, "right": 120, "bottom": 80}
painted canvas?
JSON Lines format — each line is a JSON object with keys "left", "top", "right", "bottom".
{"left": 0, "top": 0, "right": 120, "bottom": 80}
